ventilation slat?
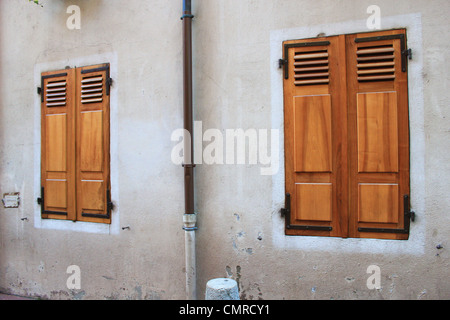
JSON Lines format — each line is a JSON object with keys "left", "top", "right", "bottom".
{"left": 357, "top": 55, "right": 394, "bottom": 62}
{"left": 46, "top": 88, "right": 66, "bottom": 93}
{"left": 46, "top": 102, "right": 66, "bottom": 107}
{"left": 356, "top": 47, "right": 394, "bottom": 55}
{"left": 46, "top": 92, "right": 66, "bottom": 97}
{"left": 357, "top": 75, "right": 395, "bottom": 81}
{"left": 357, "top": 44, "right": 395, "bottom": 82}
{"left": 357, "top": 61, "right": 395, "bottom": 68}
{"left": 357, "top": 68, "right": 395, "bottom": 75}
{"left": 294, "top": 59, "right": 329, "bottom": 66}
{"left": 294, "top": 79, "right": 330, "bottom": 85}
{"left": 295, "top": 72, "right": 330, "bottom": 79}
{"left": 81, "top": 83, "right": 103, "bottom": 89}
{"left": 294, "top": 66, "right": 329, "bottom": 72}
{"left": 82, "top": 98, "right": 103, "bottom": 104}
{"left": 81, "top": 93, "right": 103, "bottom": 99}
{"left": 294, "top": 52, "right": 329, "bottom": 60}
{"left": 81, "top": 88, "right": 103, "bottom": 94}
{"left": 47, "top": 81, "right": 66, "bottom": 88}
{"left": 81, "top": 77, "right": 103, "bottom": 84}
{"left": 47, "top": 97, "right": 66, "bottom": 102}
{"left": 293, "top": 48, "right": 330, "bottom": 86}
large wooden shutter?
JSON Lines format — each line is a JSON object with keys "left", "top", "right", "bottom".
{"left": 40, "top": 69, "right": 76, "bottom": 220}
{"left": 282, "top": 36, "right": 348, "bottom": 237}
{"left": 282, "top": 29, "right": 410, "bottom": 239}
{"left": 346, "top": 30, "right": 410, "bottom": 240}
{"left": 76, "top": 64, "right": 111, "bottom": 224}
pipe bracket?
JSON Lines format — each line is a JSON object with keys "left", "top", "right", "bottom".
{"left": 182, "top": 226, "right": 198, "bottom": 231}
{"left": 180, "top": 14, "right": 194, "bottom": 20}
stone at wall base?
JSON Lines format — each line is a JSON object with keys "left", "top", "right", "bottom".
{"left": 205, "top": 278, "right": 239, "bottom": 300}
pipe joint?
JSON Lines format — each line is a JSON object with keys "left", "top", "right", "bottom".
{"left": 183, "top": 213, "right": 198, "bottom": 230}
{"left": 181, "top": 14, "right": 195, "bottom": 20}
{"left": 183, "top": 226, "right": 198, "bottom": 231}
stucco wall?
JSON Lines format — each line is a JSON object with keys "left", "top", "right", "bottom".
{"left": 0, "top": 0, "right": 449, "bottom": 300}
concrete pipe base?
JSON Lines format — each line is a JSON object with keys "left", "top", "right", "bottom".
{"left": 205, "top": 278, "right": 240, "bottom": 300}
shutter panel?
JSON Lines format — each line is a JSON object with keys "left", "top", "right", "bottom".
{"left": 76, "top": 64, "right": 111, "bottom": 223}
{"left": 282, "top": 36, "right": 348, "bottom": 237}
{"left": 346, "top": 30, "right": 410, "bottom": 240}
{"left": 41, "top": 69, "right": 76, "bottom": 220}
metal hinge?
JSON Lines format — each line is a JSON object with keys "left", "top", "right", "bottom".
{"left": 81, "top": 189, "right": 113, "bottom": 219}
{"left": 402, "top": 48, "right": 412, "bottom": 61}
{"left": 37, "top": 186, "right": 67, "bottom": 217}
{"left": 278, "top": 59, "right": 287, "bottom": 69}
{"left": 358, "top": 195, "right": 415, "bottom": 234}
{"left": 106, "top": 77, "right": 113, "bottom": 95}
{"left": 37, "top": 186, "right": 44, "bottom": 215}
{"left": 281, "top": 193, "right": 290, "bottom": 216}
{"left": 281, "top": 193, "right": 332, "bottom": 232}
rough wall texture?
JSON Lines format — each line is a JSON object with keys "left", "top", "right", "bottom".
{"left": 0, "top": 0, "right": 449, "bottom": 300}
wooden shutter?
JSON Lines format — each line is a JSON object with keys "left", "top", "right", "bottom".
{"left": 282, "top": 36, "right": 348, "bottom": 237}
{"left": 75, "top": 64, "right": 111, "bottom": 224}
{"left": 40, "top": 68, "right": 76, "bottom": 220}
{"left": 346, "top": 30, "right": 410, "bottom": 240}
{"left": 282, "top": 29, "right": 410, "bottom": 239}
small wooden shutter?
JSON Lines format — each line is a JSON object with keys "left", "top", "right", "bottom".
{"left": 76, "top": 64, "right": 111, "bottom": 223}
{"left": 282, "top": 36, "right": 348, "bottom": 237}
{"left": 346, "top": 30, "right": 410, "bottom": 240}
{"left": 40, "top": 68, "right": 76, "bottom": 220}
{"left": 282, "top": 29, "right": 410, "bottom": 239}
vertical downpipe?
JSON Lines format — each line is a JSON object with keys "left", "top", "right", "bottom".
{"left": 182, "top": 0, "right": 197, "bottom": 300}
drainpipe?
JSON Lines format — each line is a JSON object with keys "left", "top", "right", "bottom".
{"left": 181, "top": 0, "right": 197, "bottom": 300}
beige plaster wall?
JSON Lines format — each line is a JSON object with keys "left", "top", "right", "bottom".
{"left": 0, "top": 0, "right": 449, "bottom": 299}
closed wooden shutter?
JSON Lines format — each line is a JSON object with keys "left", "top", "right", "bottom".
{"left": 40, "top": 68, "right": 77, "bottom": 220}
{"left": 282, "top": 36, "right": 348, "bottom": 237}
{"left": 76, "top": 64, "right": 111, "bottom": 224}
{"left": 282, "top": 29, "right": 410, "bottom": 239}
{"left": 346, "top": 30, "right": 410, "bottom": 240}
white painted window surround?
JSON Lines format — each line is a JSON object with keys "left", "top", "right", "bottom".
{"left": 270, "top": 14, "right": 425, "bottom": 254}
{"left": 33, "top": 52, "right": 120, "bottom": 235}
